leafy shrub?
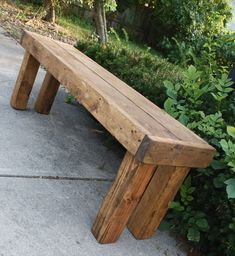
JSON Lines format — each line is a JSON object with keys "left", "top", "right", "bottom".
{"left": 153, "top": 0, "right": 232, "bottom": 43}
{"left": 158, "top": 32, "right": 235, "bottom": 69}
{"left": 75, "top": 36, "right": 182, "bottom": 107}
{"left": 163, "top": 61, "right": 235, "bottom": 255}
{"left": 215, "top": 33, "right": 235, "bottom": 68}
{"left": 75, "top": 29, "right": 235, "bottom": 255}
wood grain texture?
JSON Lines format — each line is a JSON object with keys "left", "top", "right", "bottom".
{"left": 128, "top": 165, "right": 190, "bottom": 239}
{"left": 19, "top": 30, "right": 215, "bottom": 168}
{"left": 12, "top": 31, "right": 217, "bottom": 244}
{"left": 136, "top": 135, "right": 215, "bottom": 168}
{"left": 34, "top": 71, "right": 60, "bottom": 114}
{"left": 92, "top": 151, "right": 156, "bottom": 244}
{"left": 21, "top": 30, "right": 146, "bottom": 158}
{"left": 11, "top": 51, "right": 40, "bottom": 110}
{"left": 61, "top": 41, "right": 207, "bottom": 144}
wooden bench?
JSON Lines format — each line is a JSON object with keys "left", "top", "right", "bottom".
{"left": 11, "top": 30, "right": 215, "bottom": 244}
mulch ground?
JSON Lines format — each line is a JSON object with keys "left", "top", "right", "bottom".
{"left": 0, "top": 0, "right": 76, "bottom": 44}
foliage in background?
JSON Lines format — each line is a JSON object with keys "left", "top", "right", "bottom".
{"left": 159, "top": 32, "right": 235, "bottom": 70}
{"left": 162, "top": 43, "right": 235, "bottom": 255}
{"left": 42, "top": 0, "right": 117, "bottom": 43}
{"left": 154, "top": 1, "right": 235, "bottom": 76}
{"left": 75, "top": 33, "right": 182, "bottom": 107}
{"left": 115, "top": 0, "right": 233, "bottom": 50}
{"left": 153, "top": 0, "right": 232, "bottom": 42}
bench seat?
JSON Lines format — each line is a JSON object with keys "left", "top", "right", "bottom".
{"left": 10, "top": 31, "right": 215, "bottom": 244}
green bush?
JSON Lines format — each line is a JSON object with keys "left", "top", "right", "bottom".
{"left": 75, "top": 37, "right": 182, "bottom": 107}
{"left": 158, "top": 32, "right": 235, "bottom": 69}
{"left": 162, "top": 60, "right": 235, "bottom": 254}
{"left": 75, "top": 32, "right": 235, "bottom": 255}
{"left": 153, "top": 0, "right": 232, "bottom": 43}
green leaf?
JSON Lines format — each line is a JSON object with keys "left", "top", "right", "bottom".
{"left": 223, "top": 88, "right": 233, "bottom": 93}
{"left": 187, "top": 228, "right": 200, "bottom": 242}
{"left": 166, "top": 89, "right": 177, "bottom": 99}
{"left": 184, "top": 176, "right": 192, "bottom": 189}
{"left": 164, "top": 80, "right": 174, "bottom": 90}
{"left": 187, "top": 195, "right": 194, "bottom": 201}
{"left": 169, "top": 201, "right": 184, "bottom": 211}
{"left": 184, "top": 65, "right": 201, "bottom": 81}
{"left": 175, "top": 83, "right": 181, "bottom": 91}
{"left": 227, "top": 126, "right": 235, "bottom": 139}
{"left": 211, "top": 160, "right": 227, "bottom": 170}
{"left": 196, "top": 218, "right": 209, "bottom": 230}
{"left": 169, "top": 201, "right": 181, "bottom": 208}
{"left": 220, "top": 139, "right": 228, "bottom": 150}
{"left": 214, "top": 83, "right": 223, "bottom": 91}
{"left": 213, "top": 174, "right": 227, "bottom": 188}
{"left": 225, "top": 179, "right": 235, "bottom": 199}
{"left": 188, "top": 187, "right": 196, "bottom": 193}
{"left": 179, "top": 114, "right": 189, "bottom": 125}
{"left": 229, "top": 223, "right": 235, "bottom": 230}
{"left": 164, "top": 98, "right": 174, "bottom": 113}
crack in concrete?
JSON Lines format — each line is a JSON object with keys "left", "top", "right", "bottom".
{"left": 0, "top": 174, "right": 113, "bottom": 182}
{"left": 0, "top": 79, "right": 15, "bottom": 82}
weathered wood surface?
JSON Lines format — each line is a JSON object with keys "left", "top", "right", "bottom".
{"left": 11, "top": 31, "right": 217, "bottom": 244}
{"left": 34, "top": 71, "right": 60, "bottom": 114}
{"left": 92, "top": 151, "right": 156, "bottom": 244}
{"left": 128, "top": 165, "right": 190, "bottom": 239}
{"left": 18, "top": 30, "right": 215, "bottom": 167}
{"left": 11, "top": 51, "right": 40, "bottom": 110}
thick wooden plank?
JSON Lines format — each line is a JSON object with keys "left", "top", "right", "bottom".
{"left": 20, "top": 31, "right": 153, "bottom": 157}
{"left": 51, "top": 39, "right": 215, "bottom": 168}
{"left": 34, "top": 71, "right": 60, "bottom": 114}
{"left": 21, "top": 32, "right": 180, "bottom": 140}
{"left": 42, "top": 38, "right": 179, "bottom": 140}
{"left": 136, "top": 135, "right": 215, "bottom": 168}
{"left": 58, "top": 40, "right": 207, "bottom": 145}
{"left": 92, "top": 151, "right": 156, "bottom": 244}
{"left": 19, "top": 31, "right": 215, "bottom": 167}
{"left": 11, "top": 51, "right": 40, "bottom": 110}
{"left": 128, "top": 165, "right": 190, "bottom": 239}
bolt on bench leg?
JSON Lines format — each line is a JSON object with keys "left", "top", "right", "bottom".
{"left": 35, "top": 71, "right": 60, "bottom": 114}
{"left": 92, "top": 151, "right": 156, "bottom": 244}
{"left": 128, "top": 165, "right": 190, "bottom": 239}
{"left": 11, "top": 51, "right": 40, "bottom": 110}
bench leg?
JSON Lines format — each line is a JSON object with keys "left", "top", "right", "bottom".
{"left": 34, "top": 71, "right": 60, "bottom": 114}
{"left": 92, "top": 151, "right": 156, "bottom": 244}
{"left": 128, "top": 165, "right": 190, "bottom": 239}
{"left": 11, "top": 51, "right": 40, "bottom": 110}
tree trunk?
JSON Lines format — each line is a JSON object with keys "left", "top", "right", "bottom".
{"left": 43, "top": 0, "right": 56, "bottom": 23}
{"left": 94, "top": 0, "right": 108, "bottom": 45}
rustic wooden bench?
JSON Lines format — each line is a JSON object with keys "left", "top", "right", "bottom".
{"left": 11, "top": 30, "right": 215, "bottom": 244}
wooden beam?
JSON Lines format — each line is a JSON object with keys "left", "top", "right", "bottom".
{"left": 128, "top": 165, "right": 190, "bottom": 239}
{"left": 35, "top": 71, "right": 60, "bottom": 114}
{"left": 136, "top": 135, "right": 215, "bottom": 168}
{"left": 11, "top": 51, "right": 40, "bottom": 110}
{"left": 20, "top": 31, "right": 147, "bottom": 157}
{"left": 92, "top": 151, "right": 156, "bottom": 244}
{"left": 19, "top": 31, "right": 215, "bottom": 167}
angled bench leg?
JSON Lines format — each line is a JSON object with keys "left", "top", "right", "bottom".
{"left": 127, "top": 165, "right": 190, "bottom": 239}
{"left": 34, "top": 71, "right": 60, "bottom": 114}
{"left": 92, "top": 151, "right": 156, "bottom": 244}
{"left": 11, "top": 51, "right": 40, "bottom": 110}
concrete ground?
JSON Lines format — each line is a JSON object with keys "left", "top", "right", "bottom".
{"left": 0, "top": 27, "right": 185, "bottom": 256}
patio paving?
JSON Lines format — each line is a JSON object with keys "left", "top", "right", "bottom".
{"left": 0, "top": 26, "right": 186, "bottom": 256}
